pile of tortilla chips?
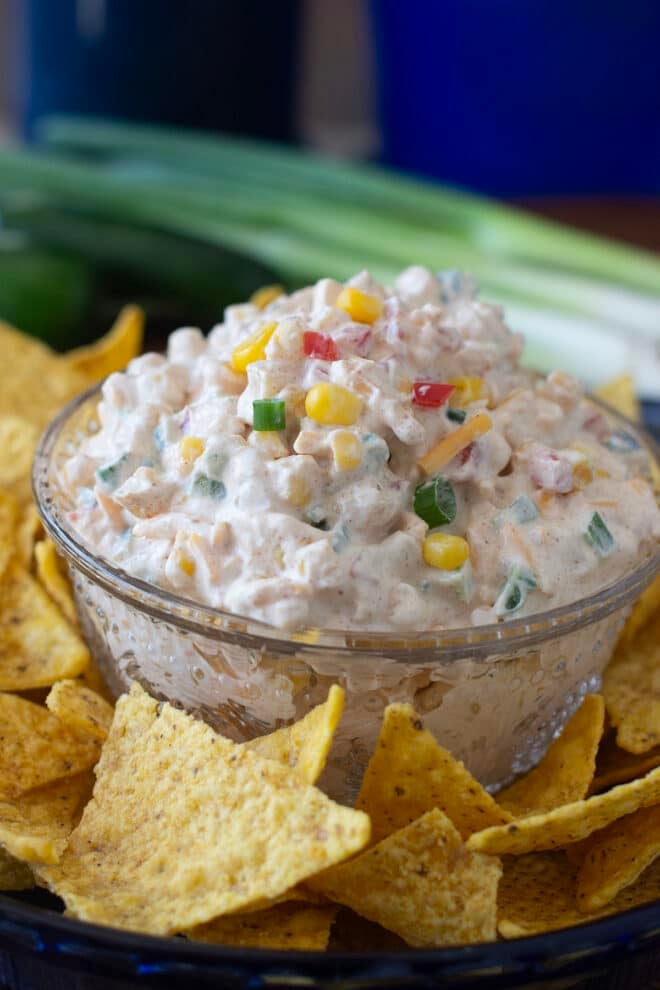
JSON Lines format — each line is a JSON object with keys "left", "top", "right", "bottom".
{"left": 0, "top": 319, "right": 658, "bottom": 951}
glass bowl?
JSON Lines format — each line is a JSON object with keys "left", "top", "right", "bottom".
{"left": 33, "top": 384, "right": 659, "bottom": 800}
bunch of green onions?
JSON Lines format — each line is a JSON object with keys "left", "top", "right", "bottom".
{"left": 0, "top": 116, "right": 658, "bottom": 393}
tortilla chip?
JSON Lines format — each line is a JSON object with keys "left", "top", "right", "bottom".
{"left": 0, "top": 562, "right": 90, "bottom": 690}
{"left": 244, "top": 685, "right": 344, "bottom": 784}
{"left": 15, "top": 504, "right": 43, "bottom": 569}
{"left": 0, "top": 416, "right": 41, "bottom": 506}
{"left": 0, "top": 771, "right": 93, "bottom": 865}
{"left": 467, "top": 766, "right": 660, "bottom": 856}
{"left": 0, "top": 321, "right": 88, "bottom": 431}
{"left": 575, "top": 804, "right": 660, "bottom": 912}
{"left": 0, "top": 489, "right": 18, "bottom": 582}
{"left": 0, "top": 692, "right": 100, "bottom": 799}
{"left": 589, "top": 735, "right": 660, "bottom": 794}
{"left": 78, "top": 656, "right": 114, "bottom": 704}
{"left": 619, "top": 576, "right": 660, "bottom": 645}
{"left": 65, "top": 305, "right": 144, "bottom": 383}
{"left": 38, "top": 683, "right": 370, "bottom": 935}
{"left": 309, "top": 808, "right": 501, "bottom": 948}
{"left": 188, "top": 903, "right": 336, "bottom": 950}
{"left": 356, "top": 703, "right": 511, "bottom": 843}
{"left": 328, "top": 908, "right": 407, "bottom": 951}
{"left": 0, "top": 847, "right": 34, "bottom": 891}
{"left": 594, "top": 374, "right": 640, "bottom": 423}
{"left": 46, "top": 679, "right": 114, "bottom": 742}
{"left": 497, "top": 695, "right": 605, "bottom": 818}
{"left": 603, "top": 611, "right": 660, "bottom": 754}
{"left": 498, "top": 852, "right": 660, "bottom": 938}
{"left": 35, "top": 539, "right": 78, "bottom": 627}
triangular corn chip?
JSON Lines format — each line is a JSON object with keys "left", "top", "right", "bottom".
{"left": 603, "top": 611, "right": 660, "bottom": 754}
{"left": 46, "top": 679, "right": 114, "bottom": 742}
{"left": 0, "top": 563, "right": 90, "bottom": 690}
{"left": 575, "top": 804, "right": 660, "bottom": 912}
{"left": 589, "top": 735, "right": 660, "bottom": 794}
{"left": 38, "top": 683, "right": 370, "bottom": 934}
{"left": 498, "top": 695, "right": 604, "bottom": 817}
{"left": 188, "top": 902, "right": 336, "bottom": 950}
{"left": 0, "top": 847, "right": 34, "bottom": 891}
{"left": 356, "top": 703, "right": 510, "bottom": 842}
{"left": 594, "top": 374, "right": 640, "bottom": 423}
{"left": 35, "top": 539, "right": 78, "bottom": 627}
{"left": 467, "top": 766, "right": 660, "bottom": 855}
{"left": 0, "top": 416, "right": 41, "bottom": 506}
{"left": 0, "top": 489, "right": 18, "bottom": 583}
{"left": 15, "top": 504, "right": 43, "bottom": 569}
{"left": 309, "top": 808, "right": 501, "bottom": 948}
{"left": 65, "top": 305, "right": 143, "bottom": 383}
{"left": 618, "top": 575, "right": 660, "bottom": 645}
{"left": 244, "top": 685, "right": 344, "bottom": 784}
{"left": 0, "top": 693, "right": 100, "bottom": 798}
{"left": 498, "top": 852, "right": 660, "bottom": 938}
{"left": 0, "top": 771, "right": 93, "bottom": 865}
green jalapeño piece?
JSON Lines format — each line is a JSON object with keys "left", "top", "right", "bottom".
{"left": 413, "top": 475, "right": 457, "bottom": 528}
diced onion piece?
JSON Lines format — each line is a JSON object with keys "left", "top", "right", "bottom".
{"left": 417, "top": 412, "right": 492, "bottom": 475}
{"left": 411, "top": 382, "right": 455, "bottom": 408}
{"left": 253, "top": 398, "right": 286, "bottom": 432}
{"left": 303, "top": 331, "right": 339, "bottom": 361}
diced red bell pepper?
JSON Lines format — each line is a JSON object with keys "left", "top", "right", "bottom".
{"left": 303, "top": 331, "right": 339, "bottom": 361}
{"left": 411, "top": 382, "right": 455, "bottom": 408}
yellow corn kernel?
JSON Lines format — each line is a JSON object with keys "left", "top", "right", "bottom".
{"left": 335, "top": 286, "right": 383, "bottom": 324}
{"left": 449, "top": 376, "right": 486, "bottom": 407}
{"left": 398, "top": 377, "right": 413, "bottom": 394}
{"left": 285, "top": 476, "right": 311, "bottom": 508}
{"left": 231, "top": 321, "right": 278, "bottom": 373}
{"left": 572, "top": 460, "right": 594, "bottom": 489}
{"left": 179, "top": 436, "right": 205, "bottom": 464}
{"left": 176, "top": 550, "right": 196, "bottom": 577}
{"left": 422, "top": 533, "right": 470, "bottom": 570}
{"left": 331, "top": 431, "right": 362, "bottom": 472}
{"left": 250, "top": 284, "right": 284, "bottom": 310}
{"left": 291, "top": 628, "right": 320, "bottom": 644}
{"left": 595, "top": 468, "right": 611, "bottom": 479}
{"left": 305, "top": 383, "right": 363, "bottom": 426}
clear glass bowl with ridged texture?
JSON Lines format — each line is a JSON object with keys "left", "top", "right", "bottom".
{"left": 33, "top": 383, "right": 659, "bottom": 800}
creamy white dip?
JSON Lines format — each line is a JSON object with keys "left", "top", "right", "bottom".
{"left": 62, "top": 268, "right": 660, "bottom": 631}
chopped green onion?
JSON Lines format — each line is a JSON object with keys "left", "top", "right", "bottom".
{"left": 193, "top": 474, "right": 226, "bottom": 499}
{"left": 493, "top": 494, "right": 539, "bottom": 529}
{"left": 413, "top": 475, "right": 457, "bottom": 527}
{"left": 253, "top": 398, "right": 286, "bottom": 432}
{"left": 495, "top": 563, "right": 538, "bottom": 615}
{"left": 584, "top": 511, "right": 616, "bottom": 557}
{"left": 446, "top": 408, "right": 467, "bottom": 424}
{"left": 95, "top": 453, "right": 129, "bottom": 489}
{"left": 603, "top": 430, "right": 640, "bottom": 453}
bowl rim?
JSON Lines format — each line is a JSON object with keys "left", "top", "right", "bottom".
{"left": 33, "top": 382, "right": 660, "bottom": 660}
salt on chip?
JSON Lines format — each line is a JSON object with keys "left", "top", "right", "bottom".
{"left": 15, "top": 504, "right": 43, "bottom": 569}
{"left": 589, "top": 736, "right": 660, "bottom": 795}
{"left": 467, "top": 766, "right": 660, "bottom": 856}
{"left": 0, "top": 416, "right": 41, "bottom": 506}
{"left": 188, "top": 903, "right": 337, "bottom": 950}
{"left": 594, "top": 374, "right": 640, "bottom": 423}
{"left": 356, "top": 703, "right": 511, "bottom": 843}
{"left": 498, "top": 852, "right": 660, "bottom": 938}
{"left": 0, "top": 847, "right": 34, "bottom": 891}
{"left": 38, "top": 683, "right": 370, "bottom": 935}
{"left": 497, "top": 695, "right": 604, "bottom": 818}
{"left": 35, "top": 539, "right": 78, "bottom": 627}
{"left": 65, "top": 305, "right": 144, "bottom": 383}
{"left": 576, "top": 804, "right": 660, "bottom": 912}
{"left": 46, "top": 679, "right": 114, "bottom": 742}
{"left": 244, "top": 685, "right": 344, "bottom": 784}
{"left": 0, "top": 692, "right": 100, "bottom": 799}
{"left": 0, "top": 771, "right": 93, "bottom": 865}
{"left": 618, "top": 575, "right": 660, "bottom": 645}
{"left": 309, "top": 808, "right": 501, "bottom": 948}
{"left": 0, "top": 488, "right": 18, "bottom": 582}
{"left": 603, "top": 611, "right": 660, "bottom": 754}
{"left": 0, "top": 562, "right": 90, "bottom": 690}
